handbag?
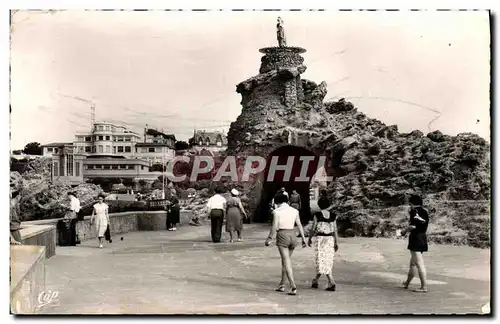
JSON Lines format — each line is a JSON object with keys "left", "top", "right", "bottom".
{"left": 104, "top": 225, "right": 112, "bottom": 243}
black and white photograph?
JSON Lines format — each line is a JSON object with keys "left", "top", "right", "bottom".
{"left": 8, "top": 8, "right": 491, "bottom": 315}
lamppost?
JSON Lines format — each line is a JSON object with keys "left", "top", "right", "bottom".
{"left": 161, "top": 148, "right": 166, "bottom": 199}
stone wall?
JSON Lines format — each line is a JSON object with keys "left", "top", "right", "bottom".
{"left": 10, "top": 245, "right": 46, "bottom": 314}
{"left": 20, "top": 225, "right": 56, "bottom": 259}
{"left": 21, "top": 210, "right": 194, "bottom": 244}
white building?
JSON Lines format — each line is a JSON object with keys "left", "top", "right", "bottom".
{"left": 73, "top": 121, "right": 142, "bottom": 157}
{"left": 41, "top": 121, "right": 177, "bottom": 184}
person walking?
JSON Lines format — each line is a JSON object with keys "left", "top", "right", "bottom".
{"left": 289, "top": 189, "right": 301, "bottom": 211}
{"left": 206, "top": 188, "right": 227, "bottom": 243}
{"left": 166, "top": 189, "right": 180, "bottom": 231}
{"left": 308, "top": 196, "right": 339, "bottom": 291}
{"left": 66, "top": 192, "right": 82, "bottom": 244}
{"left": 265, "top": 192, "right": 307, "bottom": 296}
{"left": 225, "top": 189, "right": 247, "bottom": 242}
{"left": 401, "top": 195, "right": 429, "bottom": 293}
{"left": 90, "top": 194, "right": 110, "bottom": 249}
{"left": 10, "top": 179, "right": 22, "bottom": 245}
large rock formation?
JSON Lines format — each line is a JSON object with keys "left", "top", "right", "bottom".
{"left": 226, "top": 24, "right": 490, "bottom": 248}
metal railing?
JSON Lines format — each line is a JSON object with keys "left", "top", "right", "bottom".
{"left": 146, "top": 199, "right": 168, "bottom": 211}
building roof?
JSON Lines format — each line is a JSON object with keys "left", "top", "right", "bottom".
{"left": 136, "top": 143, "right": 174, "bottom": 147}
{"left": 192, "top": 130, "right": 228, "bottom": 145}
{"left": 145, "top": 129, "right": 176, "bottom": 141}
{"left": 41, "top": 142, "right": 73, "bottom": 147}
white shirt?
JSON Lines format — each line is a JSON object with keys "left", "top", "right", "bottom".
{"left": 70, "top": 196, "right": 81, "bottom": 213}
{"left": 207, "top": 194, "right": 227, "bottom": 211}
{"left": 273, "top": 203, "right": 298, "bottom": 230}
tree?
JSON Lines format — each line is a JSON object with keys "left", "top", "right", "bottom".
{"left": 175, "top": 141, "right": 190, "bottom": 151}
{"left": 22, "top": 142, "right": 42, "bottom": 155}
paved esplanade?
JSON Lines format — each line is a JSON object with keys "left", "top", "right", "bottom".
{"left": 40, "top": 224, "right": 490, "bottom": 314}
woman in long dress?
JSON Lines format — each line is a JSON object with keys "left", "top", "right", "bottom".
{"left": 225, "top": 189, "right": 247, "bottom": 242}
{"left": 90, "top": 194, "right": 109, "bottom": 249}
{"left": 401, "top": 195, "right": 429, "bottom": 292}
{"left": 166, "top": 189, "right": 180, "bottom": 231}
{"left": 308, "top": 196, "right": 339, "bottom": 291}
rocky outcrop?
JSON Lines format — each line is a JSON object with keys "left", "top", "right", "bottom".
{"left": 225, "top": 40, "right": 490, "bottom": 248}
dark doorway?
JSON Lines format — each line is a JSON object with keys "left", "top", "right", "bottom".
{"left": 253, "top": 146, "right": 323, "bottom": 224}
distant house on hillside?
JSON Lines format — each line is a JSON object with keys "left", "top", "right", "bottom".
{"left": 143, "top": 127, "right": 176, "bottom": 146}
{"left": 189, "top": 130, "right": 227, "bottom": 153}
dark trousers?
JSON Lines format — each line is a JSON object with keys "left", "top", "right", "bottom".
{"left": 57, "top": 219, "right": 77, "bottom": 246}
{"left": 210, "top": 209, "right": 224, "bottom": 243}
{"left": 166, "top": 215, "right": 173, "bottom": 230}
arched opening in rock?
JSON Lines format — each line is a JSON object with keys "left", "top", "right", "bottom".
{"left": 253, "top": 145, "right": 329, "bottom": 224}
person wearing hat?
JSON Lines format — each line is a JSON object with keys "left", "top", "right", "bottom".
{"left": 225, "top": 188, "right": 248, "bottom": 243}
{"left": 10, "top": 178, "right": 22, "bottom": 245}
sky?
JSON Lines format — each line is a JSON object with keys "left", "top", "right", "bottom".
{"left": 9, "top": 10, "right": 490, "bottom": 150}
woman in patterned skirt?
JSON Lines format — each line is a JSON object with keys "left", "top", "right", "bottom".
{"left": 308, "top": 196, "right": 339, "bottom": 291}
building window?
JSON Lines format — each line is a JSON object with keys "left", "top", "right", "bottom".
{"left": 111, "top": 165, "right": 118, "bottom": 170}
{"left": 135, "top": 148, "right": 138, "bottom": 153}
{"left": 47, "top": 147, "right": 53, "bottom": 152}
{"left": 67, "top": 155, "right": 74, "bottom": 176}
{"left": 105, "top": 136, "right": 110, "bottom": 140}
{"left": 141, "top": 166, "right": 144, "bottom": 170}
{"left": 125, "top": 137, "right": 131, "bottom": 142}
{"left": 117, "top": 137, "right": 123, "bottom": 142}
{"left": 54, "top": 148, "right": 58, "bottom": 153}
{"left": 113, "top": 146, "right": 117, "bottom": 153}
{"left": 117, "top": 146, "right": 124, "bottom": 153}
{"left": 75, "top": 162, "right": 80, "bottom": 177}
{"left": 105, "top": 125, "right": 110, "bottom": 131}
{"left": 53, "top": 162, "right": 59, "bottom": 177}
{"left": 103, "top": 165, "right": 111, "bottom": 170}
{"left": 97, "top": 125, "right": 104, "bottom": 131}
{"left": 105, "top": 145, "right": 110, "bottom": 153}
{"left": 148, "top": 147, "right": 155, "bottom": 153}
{"left": 85, "top": 146, "right": 91, "bottom": 153}
{"left": 59, "top": 159, "right": 64, "bottom": 176}
{"left": 98, "top": 145, "right": 103, "bottom": 153}
{"left": 98, "top": 136, "right": 104, "bottom": 141}
{"left": 85, "top": 136, "right": 92, "bottom": 142}
{"left": 125, "top": 146, "right": 131, "bottom": 153}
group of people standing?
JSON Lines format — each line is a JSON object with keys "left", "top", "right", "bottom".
{"left": 265, "top": 190, "right": 430, "bottom": 295}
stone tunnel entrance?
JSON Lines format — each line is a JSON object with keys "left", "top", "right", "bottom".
{"left": 253, "top": 145, "right": 329, "bottom": 224}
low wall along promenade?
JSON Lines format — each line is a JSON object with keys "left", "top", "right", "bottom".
{"left": 10, "top": 210, "right": 194, "bottom": 314}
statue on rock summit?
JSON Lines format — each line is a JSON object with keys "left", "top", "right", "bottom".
{"left": 277, "top": 17, "right": 287, "bottom": 47}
